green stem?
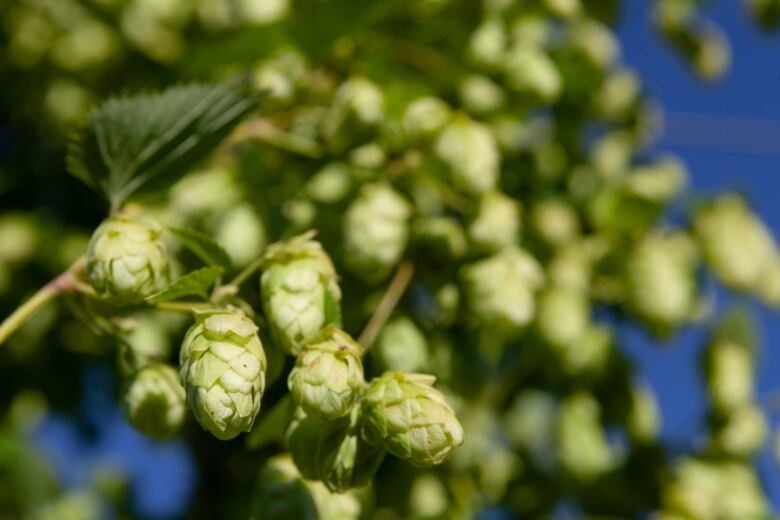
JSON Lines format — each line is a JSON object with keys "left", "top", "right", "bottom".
{"left": 154, "top": 301, "right": 211, "bottom": 313}
{"left": 232, "top": 119, "right": 324, "bottom": 159}
{"left": 0, "top": 257, "right": 85, "bottom": 346}
{"left": 358, "top": 261, "right": 415, "bottom": 349}
{"left": 229, "top": 257, "right": 264, "bottom": 288}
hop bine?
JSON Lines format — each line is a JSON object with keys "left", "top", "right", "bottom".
{"left": 261, "top": 233, "right": 342, "bottom": 356}
{"left": 86, "top": 216, "right": 169, "bottom": 304}
{"left": 288, "top": 326, "right": 365, "bottom": 420}
{"left": 179, "top": 310, "right": 267, "bottom": 440}
{"left": 361, "top": 372, "right": 463, "bottom": 467}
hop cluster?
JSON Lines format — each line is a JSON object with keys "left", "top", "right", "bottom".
{"left": 122, "top": 363, "right": 185, "bottom": 440}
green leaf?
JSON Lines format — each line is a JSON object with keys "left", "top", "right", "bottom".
{"left": 169, "top": 226, "right": 233, "bottom": 269}
{"left": 246, "top": 395, "right": 296, "bottom": 451}
{"left": 146, "top": 267, "right": 223, "bottom": 303}
{"left": 713, "top": 307, "right": 758, "bottom": 351}
{"left": 67, "top": 83, "right": 257, "bottom": 211}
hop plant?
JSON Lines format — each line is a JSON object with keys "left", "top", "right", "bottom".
{"left": 286, "top": 406, "right": 385, "bottom": 492}
{"left": 343, "top": 183, "right": 411, "bottom": 283}
{"left": 261, "top": 233, "right": 342, "bottom": 356}
{"left": 179, "top": 310, "right": 267, "bottom": 440}
{"left": 86, "top": 216, "right": 168, "bottom": 304}
{"left": 361, "top": 372, "right": 463, "bottom": 467}
{"left": 288, "top": 326, "right": 365, "bottom": 420}
{"left": 123, "top": 363, "right": 186, "bottom": 440}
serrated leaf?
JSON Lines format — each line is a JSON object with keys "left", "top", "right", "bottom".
{"left": 169, "top": 226, "right": 232, "bottom": 269}
{"left": 146, "top": 267, "right": 223, "bottom": 303}
{"left": 67, "top": 84, "right": 257, "bottom": 211}
{"left": 246, "top": 395, "right": 296, "bottom": 451}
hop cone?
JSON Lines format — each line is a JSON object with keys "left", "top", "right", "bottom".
{"left": 343, "top": 183, "right": 411, "bottom": 283}
{"left": 375, "top": 316, "right": 429, "bottom": 373}
{"left": 251, "top": 455, "right": 361, "bottom": 520}
{"left": 710, "top": 403, "right": 767, "bottom": 458}
{"left": 662, "top": 459, "right": 768, "bottom": 520}
{"left": 288, "top": 327, "right": 365, "bottom": 420}
{"left": 86, "top": 216, "right": 168, "bottom": 304}
{"left": 286, "top": 406, "right": 385, "bottom": 493}
{"left": 626, "top": 232, "right": 698, "bottom": 335}
{"left": 179, "top": 310, "right": 266, "bottom": 440}
{"left": 503, "top": 45, "right": 562, "bottom": 103}
{"left": 468, "top": 191, "right": 521, "bottom": 255}
{"left": 703, "top": 339, "right": 754, "bottom": 415}
{"left": 461, "top": 247, "right": 544, "bottom": 338}
{"left": 557, "top": 393, "right": 615, "bottom": 481}
{"left": 403, "top": 97, "right": 451, "bottom": 141}
{"left": 261, "top": 233, "right": 342, "bottom": 356}
{"left": 434, "top": 117, "right": 500, "bottom": 195}
{"left": 695, "top": 195, "right": 777, "bottom": 294}
{"left": 122, "top": 363, "right": 185, "bottom": 440}
{"left": 361, "top": 372, "right": 464, "bottom": 467}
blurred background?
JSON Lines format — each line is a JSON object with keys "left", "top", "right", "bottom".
{"left": 1, "top": 0, "right": 780, "bottom": 518}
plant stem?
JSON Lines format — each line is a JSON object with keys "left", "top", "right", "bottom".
{"left": 154, "top": 301, "right": 211, "bottom": 313}
{"left": 230, "top": 119, "right": 324, "bottom": 159}
{"left": 229, "top": 258, "right": 264, "bottom": 288}
{"left": 358, "top": 261, "right": 415, "bottom": 349}
{"left": 0, "top": 257, "right": 85, "bottom": 346}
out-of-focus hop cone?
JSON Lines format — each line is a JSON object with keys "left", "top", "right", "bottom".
{"left": 123, "top": 363, "right": 186, "bottom": 440}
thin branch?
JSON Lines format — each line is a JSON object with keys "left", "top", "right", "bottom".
{"left": 0, "top": 257, "right": 85, "bottom": 346}
{"left": 358, "top": 261, "right": 415, "bottom": 349}
{"left": 226, "top": 119, "right": 324, "bottom": 159}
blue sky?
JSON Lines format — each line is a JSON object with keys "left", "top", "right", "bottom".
{"left": 618, "top": 0, "right": 780, "bottom": 508}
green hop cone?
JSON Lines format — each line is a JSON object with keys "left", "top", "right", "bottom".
{"left": 122, "top": 363, "right": 185, "bottom": 440}
{"left": 695, "top": 195, "right": 778, "bottom": 294}
{"left": 375, "top": 316, "right": 429, "bottom": 373}
{"left": 402, "top": 97, "right": 451, "bottom": 141}
{"left": 251, "top": 455, "right": 361, "bottom": 520}
{"left": 434, "top": 117, "right": 500, "bottom": 195}
{"left": 343, "top": 183, "right": 411, "bottom": 283}
{"left": 557, "top": 393, "right": 616, "bottom": 481}
{"left": 530, "top": 198, "right": 581, "bottom": 249}
{"left": 468, "top": 191, "right": 521, "bottom": 255}
{"left": 535, "top": 285, "right": 590, "bottom": 351}
{"left": 361, "top": 372, "right": 464, "bottom": 467}
{"left": 288, "top": 327, "right": 365, "bottom": 420}
{"left": 286, "top": 406, "right": 385, "bottom": 493}
{"left": 626, "top": 232, "right": 698, "bottom": 335}
{"left": 503, "top": 44, "right": 562, "bottom": 104}
{"left": 710, "top": 403, "right": 767, "bottom": 459}
{"left": 461, "top": 247, "right": 544, "bottom": 338}
{"left": 703, "top": 339, "right": 754, "bottom": 415}
{"left": 662, "top": 459, "right": 769, "bottom": 520}
{"left": 179, "top": 310, "right": 267, "bottom": 440}
{"left": 86, "top": 216, "right": 168, "bottom": 304}
{"left": 261, "top": 232, "right": 342, "bottom": 356}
